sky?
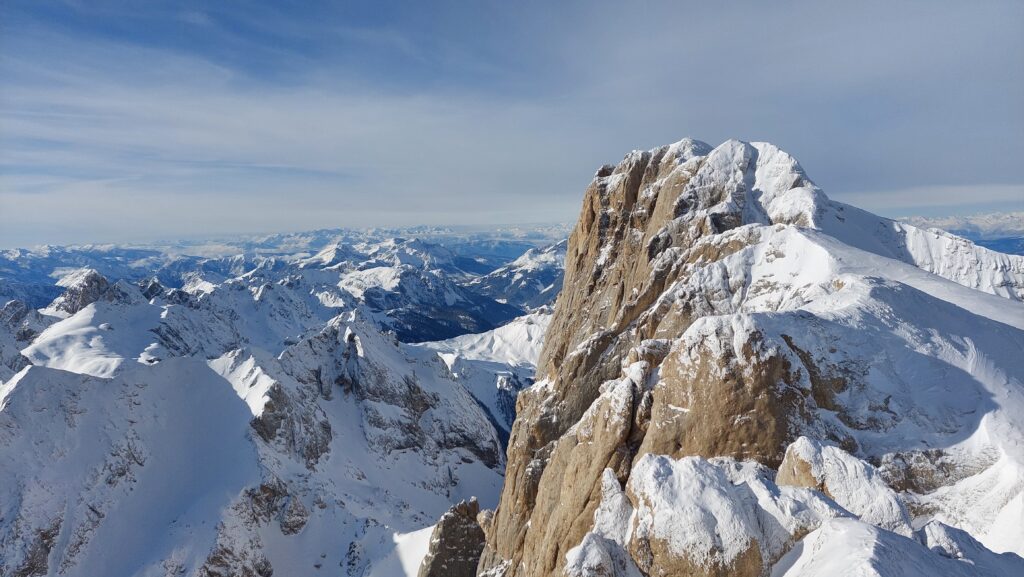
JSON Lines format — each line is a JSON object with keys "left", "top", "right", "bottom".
{"left": 1, "top": 1, "right": 1022, "bottom": 248}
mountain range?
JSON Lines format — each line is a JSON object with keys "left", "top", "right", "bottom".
{"left": 1, "top": 139, "right": 1023, "bottom": 577}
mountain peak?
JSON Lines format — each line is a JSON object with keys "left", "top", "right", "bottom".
{"left": 477, "top": 137, "right": 1024, "bottom": 577}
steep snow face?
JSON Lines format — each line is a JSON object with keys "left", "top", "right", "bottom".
{"left": 0, "top": 360, "right": 261, "bottom": 577}
{"left": 685, "top": 140, "right": 1024, "bottom": 300}
{"left": 22, "top": 273, "right": 334, "bottom": 378}
{"left": 411, "top": 311, "right": 551, "bottom": 439}
{"left": 416, "top": 310, "right": 551, "bottom": 368}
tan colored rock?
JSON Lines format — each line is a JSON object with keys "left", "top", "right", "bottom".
{"left": 478, "top": 139, "right": 886, "bottom": 577}
{"left": 628, "top": 533, "right": 763, "bottom": 577}
{"left": 481, "top": 141, "right": 721, "bottom": 577}
{"left": 637, "top": 326, "right": 804, "bottom": 468}
{"left": 419, "top": 498, "right": 486, "bottom": 577}
{"left": 776, "top": 449, "right": 822, "bottom": 492}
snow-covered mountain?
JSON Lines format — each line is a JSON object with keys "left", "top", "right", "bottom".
{"left": 472, "top": 138, "right": 1024, "bottom": 577}
{"left": 0, "top": 225, "right": 569, "bottom": 306}
{"left": 0, "top": 229, "right": 569, "bottom": 577}
{"left": 2, "top": 140, "right": 1023, "bottom": 577}
{"left": 469, "top": 240, "right": 567, "bottom": 309}
{"left": 339, "top": 264, "right": 522, "bottom": 342}
{"left": 0, "top": 287, "right": 504, "bottom": 576}
{"left": 412, "top": 310, "right": 552, "bottom": 442}
{"left": 1, "top": 313, "right": 505, "bottom": 576}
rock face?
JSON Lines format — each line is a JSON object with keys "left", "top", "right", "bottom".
{"left": 0, "top": 300, "right": 44, "bottom": 380}
{"left": 776, "top": 437, "right": 912, "bottom": 536}
{"left": 477, "top": 138, "right": 1024, "bottom": 576}
{"left": 49, "top": 269, "right": 112, "bottom": 315}
{"left": 419, "top": 498, "right": 486, "bottom": 577}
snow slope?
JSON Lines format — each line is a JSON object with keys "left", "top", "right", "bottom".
{"left": 411, "top": 311, "right": 551, "bottom": 440}
{"left": 635, "top": 142, "right": 1024, "bottom": 556}
{"left": 0, "top": 359, "right": 260, "bottom": 577}
{"left": 773, "top": 518, "right": 1024, "bottom": 577}
{"left": 0, "top": 242, "right": 545, "bottom": 575}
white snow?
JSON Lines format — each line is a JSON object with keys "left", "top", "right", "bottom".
{"left": 0, "top": 360, "right": 261, "bottom": 576}
{"left": 902, "top": 212, "right": 1024, "bottom": 240}
{"left": 3, "top": 138, "right": 1022, "bottom": 576}
{"left": 414, "top": 310, "right": 550, "bottom": 367}
{"left": 559, "top": 138, "right": 1024, "bottom": 574}
{"left": 365, "top": 525, "right": 435, "bottom": 577}
{"left": 627, "top": 454, "right": 847, "bottom": 568}
{"left": 772, "top": 518, "right": 1024, "bottom": 577}
{"left": 781, "top": 437, "right": 912, "bottom": 535}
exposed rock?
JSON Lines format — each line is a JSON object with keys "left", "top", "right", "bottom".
{"left": 419, "top": 498, "right": 486, "bottom": 577}
{"left": 876, "top": 448, "right": 997, "bottom": 495}
{"left": 477, "top": 138, "right": 1024, "bottom": 576}
{"left": 13, "top": 519, "right": 61, "bottom": 577}
{"left": 1, "top": 299, "right": 50, "bottom": 347}
{"left": 140, "top": 277, "right": 165, "bottom": 300}
{"left": 50, "top": 269, "right": 111, "bottom": 314}
{"left": 559, "top": 454, "right": 849, "bottom": 577}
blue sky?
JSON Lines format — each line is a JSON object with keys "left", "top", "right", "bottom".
{"left": 1, "top": 1, "right": 1022, "bottom": 247}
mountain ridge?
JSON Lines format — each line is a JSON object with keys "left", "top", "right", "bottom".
{"left": 475, "top": 138, "right": 1024, "bottom": 577}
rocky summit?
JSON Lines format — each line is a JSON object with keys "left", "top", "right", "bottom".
{"left": 473, "top": 138, "right": 1024, "bottom": 577}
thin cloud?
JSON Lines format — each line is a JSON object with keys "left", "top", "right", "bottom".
{"left": 1, "top": 1, "right": 1022, "bottom": 247}
{"left": 178, "top": 10, "right": 213, "bottom": 28}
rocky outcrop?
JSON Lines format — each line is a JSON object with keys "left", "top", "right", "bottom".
{"left": 48, "top": 269, "right": 147, "bottom": 315}
{"left": 776, "top": 437, "right": 912, "bottom": 536}
{"left": 476, "top": 138, "right": 1024, "bottom": 576}
{"left": 419, "top": 498, "right": 486, "bottom": 577}
{"left": 50, "top": 269, "right": 111, "bottom": 314}
{"left": 0, "top": 300, "right": 49, "bottom": 381}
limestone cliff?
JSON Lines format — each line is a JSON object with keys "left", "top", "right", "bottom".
{"left": 477, "top": 139, "right": 1024, "bottom": 576}
{"left": 419, "top": 498, "right": 486, "bottom": 577}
